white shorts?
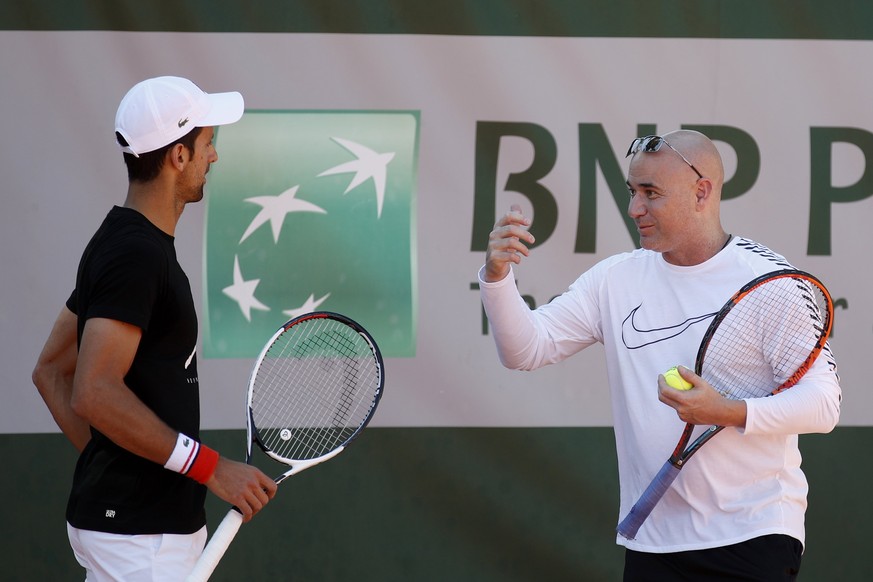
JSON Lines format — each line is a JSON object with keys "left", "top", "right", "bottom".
{"left": 67, "top": 522, "right": 207, "bottom": 582}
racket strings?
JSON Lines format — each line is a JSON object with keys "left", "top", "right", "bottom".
{"left": 701, "top": 275, "right": 830, "bottom": 400}
{"left": 259, "top": 346, "right": 371, "bottom": 458}
{"left": 252, "top": 318, "right": 381, "bottom": 461}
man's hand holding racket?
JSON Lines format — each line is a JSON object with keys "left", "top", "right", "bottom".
{"left": 657, "top": 366, "right": 748, "bottom": 428}
{"left": 205, "top": 457, "right": 277, "bottom": 523}
{"left": 484, "top": 204, "right": 535, "bottom": 282}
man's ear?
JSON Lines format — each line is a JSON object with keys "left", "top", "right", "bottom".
{"left": 167, "top": 143, "right": 188, "bottom": 172}
{"left": 696, "top": 178, "right": 714, "bottom": 206}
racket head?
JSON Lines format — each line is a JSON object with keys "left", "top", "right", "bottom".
{"left": 245, "top": 311, "right": 384, "bottom": 466}
{"left": 695, "top": 269, "right": 833, "bottom": 400}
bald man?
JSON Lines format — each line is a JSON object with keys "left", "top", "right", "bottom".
{"left": 479, "top": 130, "right": 841, "bottom": 580}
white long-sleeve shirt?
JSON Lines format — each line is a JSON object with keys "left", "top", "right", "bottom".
{"left": 479, "top": 237, "right": 841, "bottom": 553}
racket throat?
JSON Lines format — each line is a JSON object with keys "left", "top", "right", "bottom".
{"left": 677, "top": 425, "right": 723, "bottom": 466}
{"left": 273, "top": 446, "right": 346, "bottom": 485}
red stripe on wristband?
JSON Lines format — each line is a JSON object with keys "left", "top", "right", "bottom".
{"left": 180, "top": 440, "right": 200, "bottom": 474}
{"left": 185, "top": 444, "right": 219, "bottom": 484}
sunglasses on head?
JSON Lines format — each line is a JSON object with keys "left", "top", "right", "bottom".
{"left": 626, "top": 135, "right": 703, "bottom": 179}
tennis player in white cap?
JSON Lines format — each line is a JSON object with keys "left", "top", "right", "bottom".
{"left": 33, "top": 76, "right": 277, "bottom": 580}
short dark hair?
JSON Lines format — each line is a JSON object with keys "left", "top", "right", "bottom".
{"left": 116, "top": 127, "right": 204, "bottom": 183}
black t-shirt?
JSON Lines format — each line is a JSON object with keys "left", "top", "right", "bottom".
{"left": 65, "top": 206, "right": 206, "bottom": 534}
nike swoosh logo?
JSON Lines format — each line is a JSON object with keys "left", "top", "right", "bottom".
{"left": 621, "top": 304, "right": 716, "bottom": 350}
{"left": 185, "top": 347, "right": 196, "bottom": 369}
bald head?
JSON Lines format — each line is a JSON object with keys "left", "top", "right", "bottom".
{"left": 662, "top": 129, "right": 725, "bottom": 188}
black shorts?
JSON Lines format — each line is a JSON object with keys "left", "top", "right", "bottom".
{"left": 623, "top": 534, "right": 803, "bottom": 581}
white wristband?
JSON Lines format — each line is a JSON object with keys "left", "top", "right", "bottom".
{"left": 164, "top": 432, "right": 200, "bottom": 474}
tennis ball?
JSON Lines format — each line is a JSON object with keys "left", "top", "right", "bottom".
{"left": 663, "top": 366, "right": 693, "bottom": 391}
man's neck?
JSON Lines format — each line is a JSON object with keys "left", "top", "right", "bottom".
{"left": 123, "top": 180, "right": 183, "bottom": 236}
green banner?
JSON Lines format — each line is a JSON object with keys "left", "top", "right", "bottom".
{"left": 203, "top": 110, "right": 419, "bottom": 358}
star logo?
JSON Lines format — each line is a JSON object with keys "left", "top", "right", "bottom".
{"left": 283, "top": 292, "right": 331, "bottom": 319}
{"left": 318, "top": 138, "right": 395, "bottom": 218}
{"left": 240, "top": 185, "right": 326, "bottom": 244}
{"left": 222, "top": 255, "right": 270, "bottom": 321}
{"left": 202, "top": 110, "right": 419, "bottom": 358}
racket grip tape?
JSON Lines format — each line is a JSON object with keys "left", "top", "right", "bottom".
{"left": 616, "top": 461, "right": 681, "bottom": 540}
{"left": 186, "top": 509, "right": 244, "bottom": 582}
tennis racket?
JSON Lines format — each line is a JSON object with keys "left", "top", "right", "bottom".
{"left": 186, "top": 311, "right": 384, "bottom": 581}
{"left": 617, "top": 269, "right": 833, "bottom": 540}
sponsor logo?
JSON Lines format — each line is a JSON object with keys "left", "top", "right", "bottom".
{"left": 621, "top": 304, "right": 715, "bottom": 350}
{"left": 203, "top": 111, "right": 419, "bottom": 358}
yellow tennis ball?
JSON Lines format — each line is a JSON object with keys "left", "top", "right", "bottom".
{"left": 664, "top": 366, "right": 693, "bottom": 391}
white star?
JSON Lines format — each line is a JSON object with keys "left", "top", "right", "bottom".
{"left": 240, "top": 185, "right": 326, "bottom": 244}
{"left": 318, "top": 137, "right": 395, "bottom": 218}
{"left": 222, "top": 255, "right": 270, "bottom": 322}
{"left": 283, "top": 293, "right": 331, "bottom": 319}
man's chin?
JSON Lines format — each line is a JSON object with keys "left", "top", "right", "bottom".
{"left": 637, "top": 233, "right": 653, "bottom": 249}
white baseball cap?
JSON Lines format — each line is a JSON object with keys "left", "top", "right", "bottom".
{"left": 115, "top": 76, "right": 244, "bottom": 157}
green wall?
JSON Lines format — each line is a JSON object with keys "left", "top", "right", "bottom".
{"left": 2, "top": 0, "right": 873, "bottom": 39}
{"left": 2, "top": 428, "right": 868, "bottom": 580}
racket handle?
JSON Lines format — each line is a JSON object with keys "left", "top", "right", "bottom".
{"left": 616, "top": 461, "right": 681, "bottom": 540}
{"left": 186, "top": 509, "right": 244, "bottom": 582}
